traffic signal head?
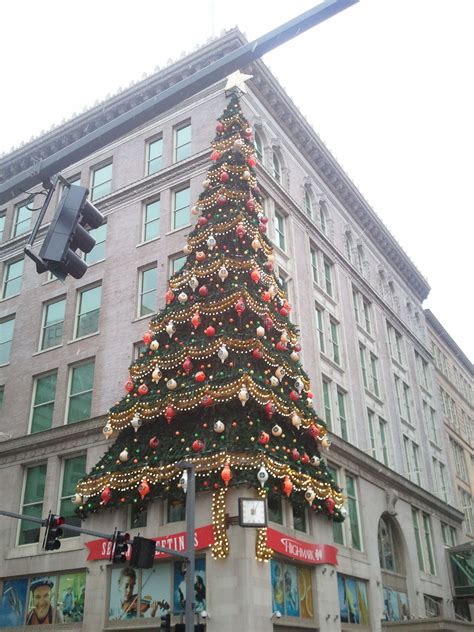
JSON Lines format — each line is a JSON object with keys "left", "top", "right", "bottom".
{"left": 130, "top": 536, "right": 156, "bottom": 569}
{"left": 111, "top": 530, "right": 130, "bottom": 564}
{"left": 39, "top": 184, "right": 104, "bottom": 280}
{"left": 43, "top": 514, "right": 64, "bottom": 551}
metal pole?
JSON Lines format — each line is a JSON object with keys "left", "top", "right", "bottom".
{"left": 0, "top": 0, "right": 358, "bottom": 204}
{"left": 177, "top": 462, "right": 196, "bottom": 632}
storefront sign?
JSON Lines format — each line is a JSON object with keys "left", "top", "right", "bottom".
{"left": 267, "top": 528, "right": 338, "bottom": 565}
{"left": 85, "top": 524, "right": 214, "bottom": 561}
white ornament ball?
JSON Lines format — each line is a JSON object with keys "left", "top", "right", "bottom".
{"left": 305, "top": 488, "right": 316, "bottom": 504}
{"left": 218, "top": 345, "right": 229, "bottom": 364}
{"left": 218, "top": 266, "right": 229, "bottom": 281}
{"left": 102, "top": 424, "right": 113, "bottom": 439}
{"left": 178, "top": 292, "right": 188, "bottom": 304}
{"left": 71, "top": 493, "right": 82, "bottom": 505}
{"left": 257, "top": 465, "right": 269, "bottom": 487}
{"left": 270, "top": 376, "right": 279, "bottom": 388}
{"left": 150, "top": 340, "right": 159, "bottom": 351}
{"left": 152, "top": 367, "right": 162, "bottom": 383}
{"left": 213, "top": 420, "right": 225, "bottom": 433}
{"left": 167, "top": 378, "right": 177, "bottom": 390}
{"left": 256, "top": 326, "right": 265, "bottom": 338}
{"left": 234, "top": 138, "right": 245, "bottom": 150}
{"left": 131, "top": 414, "right": 142, "bottom": 432}
{"left": 183, "top": 244, "right": 192, "bottom": 254}
{"left": 310, "top": 456, "right": 320, "bottom": 467}
{"left": 290, "top": 351, "right": 300, "bottom": 362}
{"left": 340, "top": 507, "right": 348, "bottom": 518}
{"left": 271, "top": 424, "right": 282, "bottom": 437}
{"left": 189, "top": 276, "right": 199, "bottom": 290}
{"left": 119, "top": 448, "right": 129, "bottom": 462}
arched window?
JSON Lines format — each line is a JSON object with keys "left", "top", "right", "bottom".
{"left": 304, "top": 186, "right": 315, "bottom": 218}
{"left": 345, "top": 231, "right": 353, "bottom": 263}
{"left": 272, "top": 151, "right": 282, "bottom": 184}
{"left": 378, "top": 515, "right": 405, "bottom": 573}
{"left": 356, "top": 245, "right": 364, "bottom": 275}
{"left": 254, "top": 130, "right": 264, "bottom": 162}
{"left": 319, "top": 201, "right": 328, "bottom": 235}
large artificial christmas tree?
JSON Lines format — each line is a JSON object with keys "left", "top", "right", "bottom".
{"left": 76, "top": 85, "right": 344, "bottom": 560}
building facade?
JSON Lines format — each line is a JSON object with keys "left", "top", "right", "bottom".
{"left": 0, "top": 30, "right": 472, "bottom": 631}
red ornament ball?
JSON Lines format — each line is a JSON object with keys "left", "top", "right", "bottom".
{"left": 216, "top": 122, "right": 225, "bottom": 133}
{"left": 138, "top": 383, "right": 149, "bottom": 396}
{"left": 195, "top": 371, "right": 206, "bottom": 383}
{"left": 125, "top": 379, "right": 134, "bottom": 393}
{"left": 198, "top": 216, "right": 208, "bottom": 227}
{"left": 219, "top": 171, "right": 229, "bottom": 183}
{"left": 198, "top": 285, "right": 209, "bottom": 297}
{"left": 149, "top": 436, "right": 159, "bottom": 449}
{"left": 143, "top": 331, "right": 153, "bottom": 345}
{"left": 192, "top": 439, "right": 204, "bottom": 452}
{"left": 204, "top": 325, "right": 215, "bottom": 337}
{"left": 211, "top": 150, "right": 221, "bottom": 161}
{"left": 258, "top": 431, "right": 270, "bottom": 445}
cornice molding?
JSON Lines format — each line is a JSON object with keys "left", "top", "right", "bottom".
{"left": 0, "top": 28, "right": 429, "bottom": 302}
{"left": 425, "top": 309, "right": 473, "bottom": 375}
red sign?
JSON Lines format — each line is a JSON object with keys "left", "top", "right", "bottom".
{"left": 85, "top": 524, "right": 214, "bottom": 561}
{"left": 267, "top": 528, "right": 338, "bottom": 565}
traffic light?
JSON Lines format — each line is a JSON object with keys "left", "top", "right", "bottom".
{"left": 38, "top": 184, "right": 104, "bottom": 280}
{"left": 160, "top": 613, "right": 170, "bottom": 631}
{"left": 43, "top": 513, "right": 64, "bottom": 551}
{"left": 130, "top": 536, "right": 156, "bottom": 569}
{"left": 111, "top": 530, "right": 130, "bottom": 564}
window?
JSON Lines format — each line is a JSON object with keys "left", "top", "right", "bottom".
{"left": 415, "top": 351, "right": 430, "bottom": 391}
{"left": 173, "top": 186, "right": 190, "bottom": 230}
{"left": 147, "top": 136, "right": 163, "bottom": 174}
{"left": 90, "top": 163, "right": 112, "bottom": 201}
{"left": 0, "top": 212, "right": 5, "bottom": 240}
{"left": 314, "top": 305, "right": 325, "bottom": 353}
{"left": 274, "top": 210, "right": 286, "bottom": 251}
{"left": 378, "top": 516, "right": 398, "bottom": 571}
{"left": 133, "top": 341, "right": 147, "bottom": 360}
{"left": 323, "top": 258, "right": 333, "bottom": 297}
{"left": 328, "top": 467, "right": 344, "bottom": 545}
{"left": 458, "top": 489, "right": 473, "bottom": 535}
{"left": 424, "top": 595, "right": 442, "bottom": 618}
{"left": 75, "top": 285, "right": 101, "bottom": 338}
{"left": 337, "top": 389, "right": 348, "bottom": 441}
{"left": 345, "top": 231, "right": 353, "bottom": 263}
{"left": 450, "top": 438, "right": 468, "bottom": 481}
{"left": 41, "top": 297, "right": 66, "bottom": 350}
{"left": 346, "top": 474, "right": 362, "bottom": 550}
{"left": 359, "top": 344, "right": 368, "bottom": 389}
{"left": 19, "top": 464, "right": 46, "bottom": 544}
{"left": 254, "top": 131, "right": 263, "bottom": 161}
{"left": 441, "top": 522, "right": 457, "bottom": 547}
{"left": 138, "top": 265, "right": 157, "bottom": 316}
{"left": 319, "top": 201, "right": 328, "bottom": 235}
{"left": 292, "top": 504, "right": 306, "bottom": 532}
{"left": 270, "top": 560, "right": 314, "bottom": 619}
{"left": 337, "top": 575, "right": 369, "bottom": 625}
{"left": 411, "top": 507, "right": 436, "bottom": 575}
{"left": 12, "top": 201, "right": 32, "bottom": 237}
{"left": 352, "top": 288, "right": 373, "bottom": 334}
{"left": 403, "top": 436, "right": 421, "bottom": 485}
{"left": 310, "top": 247, "right": 319, "bottom": 284}
{"left": 174, "top": 123, "right": 191, "bottom": 162}
{"left": 0, "top": 385, "right": 4, "bottom": 409}
{"left": 2, "top": 258, "right": 23, "bottom": 298}
{"left": 169, "top": 255, "right": 186, "bottom": 277}
{"left": 130, "top": 504, "right": 148, "bottom": 529}
{"left": 432, "top": 458, "right": 448, "bottom": 503}
{"left": 323, "top": 379, "right": 332, "bottom": 430}
{"left": 30, "top": 372, "right": 57, "bottom": 433}
{"left": 394, "top": 376, "right": 411, "bottom": 423}
{"left": 277, "top": 271, "right": 288, "bottom": 296}
{"left": 0, "top": 315, "right": 15, "bottom": 365}
{"left": 367, "top": 410, "right": 390, "bottom": 466}
{"left": 59, "top": 455, "right": 86, "bottom": 537}
{"left": 272, "top": 152, "right": 281, "bottom": 183}
{"left": 370, "top": 354, "right": 380, "bottom": 397}
{"left": 67, "top": 360, "right": 95, "bottom": 424}
{"left": 422, "top": 401, "right": 438, "bottom": 444}
{"left": 167, "top": 498, "right": 185, "bottom": 522}
{"left": 387, "top": 323, "right": 404, "bottom": 364}
{"left": 143, "top": 199, "right": 160, "bottom": 242}
{"left": 356, "top": 244, "right": 364, "bottom": 275}
{"left": 304, "top": 187, "right": 314, "bottom": 218}
{"left": 84, "top": 223, "right": 107, "bottom": 265}
{"left": 268, "top": 495, "right": 283, "bottom": 524}
{"left": 329, "top": 319, "right": 340, "bottom": 365}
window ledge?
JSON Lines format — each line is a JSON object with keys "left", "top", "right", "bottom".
{"left": 84, "top": 257, "right": 106, "bottom": 267}
{"left": 319, "top": 352, "right": 344, "bottom": 374}
{"left": 391, "top": 357, "right": 406, "bottom": 373}
{"left": 0, "top": 292, "right": 20, "bottom": 303}
{"left": 400, "top": 417, "right": 416, "bottom": 431}
{"left": 137, "top": 236, "right": 161, "bottom": 248}
{"left": 0, "top": 361, "right": 10, "bottom": 368}
{"left": 33, "top": 344, "right": 63, "bottom": 356}
{"left": 133, "top": 314, "right": 154, "bottom": 324}
{"left": 166, "top": 224, "right": 192, "bottom": 237}
{"left": 356, "top": 323, "right": 375, "bottom": 343}
{"left": 312, "top": 281, "right": 337, "bottom": 306}
{"left": 67, "top": 331, "right": 100, "bottom": 345}
{"left": 420, "top": 383, "right": 433, "bottom": 397}
{"left": 364, "top": 388, "right": 384, "bottom": 405}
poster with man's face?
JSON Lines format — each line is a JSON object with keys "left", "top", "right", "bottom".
{"left": 0, "top": 578, "right": 28, "bottom": 628}
{"left": 109, "top": 567, "right": 138, "bottom": 620}
{"left": 26, "top": 576, "right": 60, "bottom": 625}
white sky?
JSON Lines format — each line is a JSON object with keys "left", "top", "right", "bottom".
{"left": 2, "top": 0, "right": 473, "bottom": 360}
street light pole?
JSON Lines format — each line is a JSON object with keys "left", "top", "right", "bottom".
{"left": 177, "top": 462, "right": 196, "bottom": 632}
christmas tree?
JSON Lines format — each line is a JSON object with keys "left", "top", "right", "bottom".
{"left": 76, "top": 85, "right": 344, "bottom": 560}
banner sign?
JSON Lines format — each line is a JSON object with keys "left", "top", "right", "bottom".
{"left": 85, "top": 524, "right": 214, "bottom": 561}
{"left": 267, "top": 528, "right": 338, "bottom": 565}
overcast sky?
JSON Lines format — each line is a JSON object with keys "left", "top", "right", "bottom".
{"left": 2, "top": 0, "right": 473, "bottom": 360}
